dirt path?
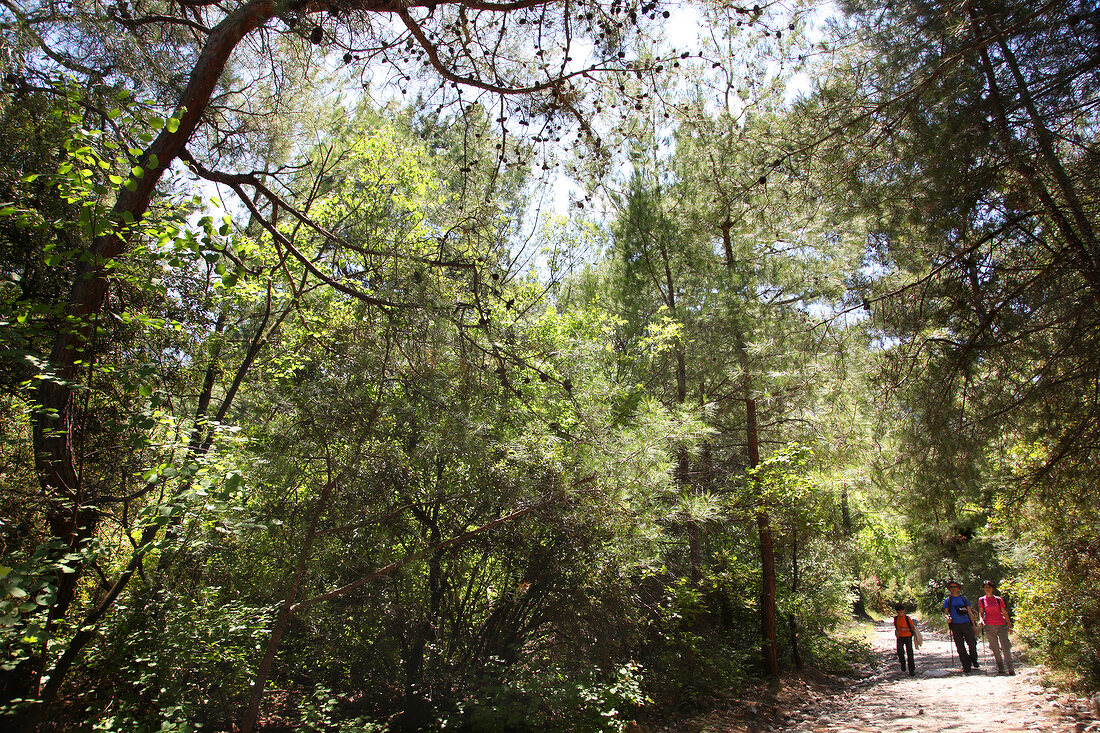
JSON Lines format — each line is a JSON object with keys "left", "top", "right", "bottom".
{"left": 664, "top": 620, "right": 1100, "bottom": 733}
{"left": 772, "top": 621, "right": 1100, "bottom": 733}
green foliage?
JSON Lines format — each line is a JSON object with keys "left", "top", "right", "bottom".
{"left": 1001, "top": 492, "right": 1100, "bottom": 687}
{"left": 0, "top": 542, "right": 69, "bottom": 680}
{"left": 452, "top": 661, "right": 650, "bottom": 733}
{"left": 799, "top": 623, "right": 877, "bottom": 677}
{"left": 6, "top": 0, "right": 1096, "bottom": 724}
{"left": 80, "top": 593, "right": 274, "bottom": 730}
{"left": 90, "top": 704, "right": 198, "bottom": 733}
{"left": 298, "top": 685, "right": 388, "bottom": 733}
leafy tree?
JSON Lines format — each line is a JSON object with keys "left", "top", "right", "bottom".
{"left": 558, "top": 66, "right": 876, "bottom": 680}
{"left": 811, "top": 0, "right": 1100, "bottom": 682}
{"left": 0, "top": 0, "right": 735, "bottom": 723}
{"left": 0, "top": 5, "right": 727, "bottom": 715}
{"left": 0, "top": 80, "right": 235, "bottom": 712}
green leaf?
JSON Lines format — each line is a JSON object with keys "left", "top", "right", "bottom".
{"left": 166, "top": 117, "right": 180, "bottom": 133}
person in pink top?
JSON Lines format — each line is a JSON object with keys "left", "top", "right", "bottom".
{"left": 979, "top": 580, "right": 1015, "bottom": 675}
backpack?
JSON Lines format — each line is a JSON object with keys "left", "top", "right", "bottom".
{"left": 894, "top": 615, "right": 922, "bottom": 648}
{"left": 978, "top": 596, "right": 1004, "bottom": 612}
{"left": 947, "top": 595, "right": 972, "bottom": 621}
{"left": 979, "top": 595, "right": 1009, "bottom": 622}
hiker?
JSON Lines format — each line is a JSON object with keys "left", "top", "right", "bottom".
{"left": 978, "top": 579, "right": 1015, "bottom": 675}
{"left": 943, "top": 581, "right": 980, "bottom": 673}
{"left": 893, "top": 603, "right": 918, "bottom": 676}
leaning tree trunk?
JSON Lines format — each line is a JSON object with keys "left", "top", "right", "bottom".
{"left": 22, "top": 6, "right": 280, "bottom": 716}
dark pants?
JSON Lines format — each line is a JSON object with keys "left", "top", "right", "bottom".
{"left": 950, "top": 622, "right": 979, "bottom": 671}
{"left": 896, "top": 635, "right": 915, "bottom": 673}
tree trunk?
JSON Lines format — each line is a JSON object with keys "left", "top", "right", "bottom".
{"left": 721, "top": 218, "right": 734, "bottom": 271}
{"left": 238, "top": 487, "right": 565, "bottom": 733}
{"left": 34, "top": 0, "right": 278, "bottom": 504}
{"left": 400, "top": 546, "right": 444, "bottom": 732}
{"left": 841, "top": 485, "right": 870, "bottom": 619}
{"left": 788, "top": 528, "right": 803, "bottom": 670}
{"left": 757, "top": 512, "right": 779, "bottom": 679}
{"left": 687, "top": 518, "right": 703, "bottom": 585}
{"left": 659, "top": 235, "right": 698, "bottom": 586}
{"left": 240, "top": 472, "right": 338, "bottom": 733}
{"left": 401, "top": 487, "right": 445, "bottom": 732}
{"left": 23, "top": 291, "right": 298, "bottom": 729}
{"left": 746, "top": 376, "right": 779, "bottom": 679}
{"left": 18, "top": 5, "right": 280, "bottom": 722}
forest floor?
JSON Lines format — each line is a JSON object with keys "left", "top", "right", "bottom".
{"left": 660, "top": 619, "right": 1100, "bottom": 733}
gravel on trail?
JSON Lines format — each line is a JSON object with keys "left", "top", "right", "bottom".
{"left": 659, "top": 620, "right": 1100, "bottom": 733}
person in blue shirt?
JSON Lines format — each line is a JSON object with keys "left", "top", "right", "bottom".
{"left": 943, "top": 581, "right": 980, "bottom": 673}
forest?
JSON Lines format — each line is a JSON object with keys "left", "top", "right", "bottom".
{"left": 0, "top": 0, "right": 1097, "bottom": 731}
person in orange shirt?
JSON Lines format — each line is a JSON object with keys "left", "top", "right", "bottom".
{"left": 893, "top": 603, "right": 918, "bottom": 676}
